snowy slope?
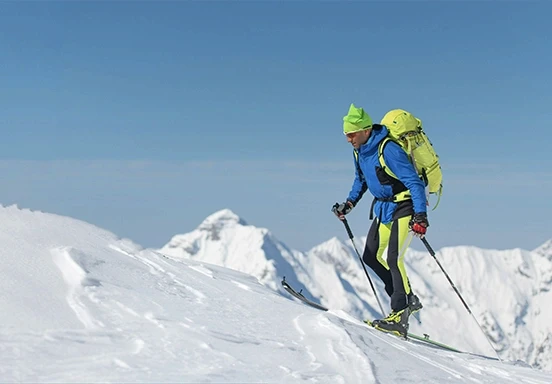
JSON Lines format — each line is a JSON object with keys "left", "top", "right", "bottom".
{"left": 1, "top": 204, "right": 552, "bottom": 383}
{"left": 160, "top": 209, "right": 552, "bottom": 371}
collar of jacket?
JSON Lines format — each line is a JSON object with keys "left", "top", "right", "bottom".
{"left": 357, "top": 124, "right": 389, "bottom": 156}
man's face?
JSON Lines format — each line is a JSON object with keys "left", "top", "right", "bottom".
{"left": 346, "top": 129, "right": 371, "bottom": 149}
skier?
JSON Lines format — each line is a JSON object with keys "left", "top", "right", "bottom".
{"left": 333, "top": 103, "right": 429, "bottom": 336}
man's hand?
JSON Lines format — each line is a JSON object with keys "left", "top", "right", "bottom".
{"left": 332, "top": 201, "right": 354, "bottom": 221}
{"left": 409, "top": 212, "right": 429, "bottom": 237}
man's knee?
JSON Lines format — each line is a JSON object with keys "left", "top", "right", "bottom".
{"left": 362, "top": 248, "right": 377, "bottom": 266}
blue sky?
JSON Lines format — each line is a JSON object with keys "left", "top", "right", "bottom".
{"left": 1, "top": 2, "right": 551, "bottom": 253}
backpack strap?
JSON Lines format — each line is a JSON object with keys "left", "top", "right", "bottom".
{"left": 378, "top": 137, "right": 399, "bottom": 180}
{"left": 377, "top": 138, "right": 410, "bottom": 198}
{"left": 370, "top": 138, "right": 412, "bottom": 219}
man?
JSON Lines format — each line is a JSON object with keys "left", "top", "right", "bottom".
{"left": 333, "top": 103, "right": 429, "bottom": 336}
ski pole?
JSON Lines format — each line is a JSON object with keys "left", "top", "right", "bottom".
{"left": 420, "top": 237, "right": 502, "bottom": 361}
{"left": 332, "top": 206, "right": 385, "bottom": 317}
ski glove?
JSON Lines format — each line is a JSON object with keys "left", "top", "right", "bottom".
{"left": 409, "top": 212, "right": 429, "bottom": 237}
{"left": 332, "top": 201, "right": 354, "bottom": 221}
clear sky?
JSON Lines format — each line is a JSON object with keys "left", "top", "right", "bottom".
{"left": 1, "top": 1, "right": 551, "bottom": 253}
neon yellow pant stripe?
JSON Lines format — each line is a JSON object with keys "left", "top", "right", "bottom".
{"left": 374, "top": 216, "right": 413, "bottom": 295}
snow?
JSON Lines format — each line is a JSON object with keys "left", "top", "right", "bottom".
{"left": 2, "top": 204, "right": 552, "bottom": 383}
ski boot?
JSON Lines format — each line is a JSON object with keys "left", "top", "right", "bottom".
{"left": 371, "top": 307, "right": 411, "bottom": 338}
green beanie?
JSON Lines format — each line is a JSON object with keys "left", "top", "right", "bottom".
{"left": 343, "top": 103, "right": 373, "bottom": 134}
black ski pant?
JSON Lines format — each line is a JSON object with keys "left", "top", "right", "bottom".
{"left": 362, "top": 201, "right": 414, "bottom": 313}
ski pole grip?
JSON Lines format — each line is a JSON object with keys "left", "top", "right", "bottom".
{"left": 331, "top": 202, "right": 354, "bottom": 239}
{"left": 342, "top": 219, "right": 354, "bottom": 240}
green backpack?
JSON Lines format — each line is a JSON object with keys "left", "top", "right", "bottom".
{"left": 380, "top": 109, "right": 443, "bottom": 209}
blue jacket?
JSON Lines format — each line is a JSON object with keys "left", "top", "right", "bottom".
{"left": 347, "top": 125, "right": 427, "bottom": 224}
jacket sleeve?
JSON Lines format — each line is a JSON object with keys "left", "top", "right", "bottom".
{"left": 347, "top": 153, "right": 368, "bottom": 206}
{"left": 383, "top": 143, "right": 427, "bottom": 214}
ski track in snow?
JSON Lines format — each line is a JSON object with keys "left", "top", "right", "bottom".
{"left": 231, "top": 280, "right": 251, "bottom": 291}
{"left": 189, "top": 264, "right": 215, "bottom": 278}
{"left": 110, "top": 245, "right": 164, "bottom": 275}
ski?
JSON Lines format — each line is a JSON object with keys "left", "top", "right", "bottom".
{"left": 281, "top": 277, "right": 462, "bottom": 354}
{"left": 281, "top": 277, "right": 328, "bottom": 311}
{"left": 364, "top": 320, "right": 461, "bottom": 353}
{"left": 406, "top": 332, "right": 462, "bottom": 352}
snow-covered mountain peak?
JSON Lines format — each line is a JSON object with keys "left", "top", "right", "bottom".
{"left": 313, "top": 236, "right": 346, "bottom": 252}
{"left": 161, "top": 209, "right": 260, "bottom": 257}
{"left": 533, "top": 239, "right": 552, "bottom": 260}
{"left": 308, "top": 236, "right": 354, "bottom": 266}
{"left": 159, "top": 210, "right": 306, "bottom": 292}
{"left": 198, "top": 208, "right": 247, "bottom": 233}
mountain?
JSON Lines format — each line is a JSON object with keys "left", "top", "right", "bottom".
{"left": 160, "top": 209, "right": 552, "bottom": 372}
{"left": 3, "top": 204, "right": 552, "bottom": 383}
{"left": 159, "top": 209, "right": 309, "bottom": 293}
{"left": 534, "top": 239, "right": 552, "bottom": 260}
